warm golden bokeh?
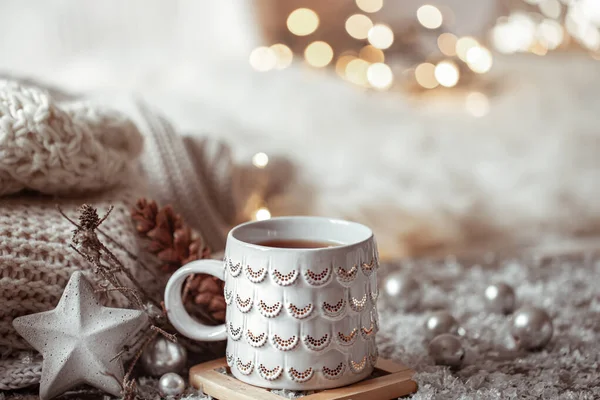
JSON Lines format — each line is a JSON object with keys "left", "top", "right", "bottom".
{"left": 287, "top": 8, "right": 319, "bottom": 36}
{"left": 304, "top": 41, "right": 334, "bottom": 67}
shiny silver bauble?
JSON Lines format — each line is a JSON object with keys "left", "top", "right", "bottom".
{"left": 383, "top": 273, "right": 422, "bottom": 311}
{"left": 424, "top": 311, "right": 459, "bottom": 340}
{"left": 510, "top": 306, "right": 553, "bottom": 350}
{"left": 141, "top": 336, "right": 187, "bottom": 377}
{"left": 158, "top": 372, "right": 185, "bottom": 396}
{"left": 484, "top": 282, "right": 516, "bottom": 314}
{"left": 428, "top": 334, "right": 465, "bottom": 368}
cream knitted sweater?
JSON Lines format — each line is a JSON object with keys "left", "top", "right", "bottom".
{"left": 0, "top": 80, "right": 250, "bottom": 391}
{"left": 0, "top": 80, "right": 148, "bottom": 390}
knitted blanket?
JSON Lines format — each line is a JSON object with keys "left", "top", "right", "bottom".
{"left": 0, "top": 81, "right": 148, "bottom": 390}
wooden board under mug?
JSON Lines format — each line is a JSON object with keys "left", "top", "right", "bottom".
{"left": 189, "top": 358, "right": 417, "bottom": 400}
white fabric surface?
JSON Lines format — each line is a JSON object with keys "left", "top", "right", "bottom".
{"left": 1, "top": 1, "right": 600, "bottom": 259}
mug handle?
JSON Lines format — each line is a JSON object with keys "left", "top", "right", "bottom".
{"left": 164, "top": 260, "right": 228, "bottom": 341}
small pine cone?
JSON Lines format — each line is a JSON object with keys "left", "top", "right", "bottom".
{"left": 185, "top": 274, "right": 226, "bottom": 324}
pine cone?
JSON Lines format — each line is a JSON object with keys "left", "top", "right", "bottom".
{"left": 131, "top": 198, "right": 226, "bottom": 324}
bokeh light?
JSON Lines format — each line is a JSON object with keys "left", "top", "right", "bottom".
{"left": 539, "top": 0, "right": 562, "bottom": 19}
{"left": 346, "top": 59, "right": 370, "bottom": 85}
{"left": 537, "top": 19, "right": 564, "bottom": 49}
{"left": 466, "top": 46, "right": 493, "bottom": 73}
{"left": 465, "top": 92, "right": 490, "bottom": 117}
{"left": 252, "top": 152, "right": 269, "bottom": 168}
{"left": 367, "top": 63, "right": 393, "bottom": 89}
{"left": 438, "top": 33, "right": 457, "bottom": 56}
{"left": 415, "top": 62, "right": 439, "bottom": 89}
{"left": 304, "top": 41, "right": 334, "bottom": 68}
{"left": 255, "top": 207, "right": 271, "bottom": 221}
{"left": 336, "top": 54, "right": 357, "bottom": 78}
{"left": 356, "top": 0, "right": 383, "bottom": 13}
{"left": 345, "top": 14, "right": 373, "bottom": 40}
{"left": 368, "top": 24, "right": 394, "bottom": 49}
{"left": 434, "top": 61, "right": 460, "bottom": 87}
{"left": 287, "top": 8, "right": 319, "bottom": 36}
{"left": 270, "top": 44, "right": 293, "bottom": 69}
{"left": 417, "top": 5, "right": 443, "bottom": 29}
{"left": 359, "top": 45, "right": 385, "bottom": 63}
{"left": 456, "top": 36, "right": 480, "bottom": 61}
{"left": 249, "top": 47, "right": 277, "bottom": 72}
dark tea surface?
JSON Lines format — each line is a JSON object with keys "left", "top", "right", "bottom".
{"left": 256, "top": 239, "right": 340, "bottom": 249}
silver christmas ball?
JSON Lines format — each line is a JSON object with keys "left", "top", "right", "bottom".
{"left": 428, "top": 334, "right": 465, "bottom": 368}
{"left": 383, "top": 273, "right": 421, "bottom": 311}
{"left": 484, "top": 282, "right": 516, "bottom": 314}
{"left": 510, "top": 306, "right": 553, "bottom": 350}
{"left": 424, "top": 311, "right": 459, "bottom": 340}
{"left": 141, "top": 336, "right": 187, "bottom": 377}
{"left": 158, "top": 372, "right": 185, "bottom": 397}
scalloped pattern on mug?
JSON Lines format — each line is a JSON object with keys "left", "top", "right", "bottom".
{"left": 272, "top": 269, "right": 299, "bottom": 286}
{"left": 361, "top": 322, "right": 376, "bottom": 339}
{"left": 228, "top": 259, "right": 242, "bottom": 277}
{"left": 336, "top": 328, "right": 358, "bottom": 346}
{"left": 224, "top": 288, "right": 234, "bottom": 305}
{"left": 271, "top": 334, "right": 299, "bottom": 351}
{"left": 349, "top": 293, "right": 368, "bottom": 312}
{"left": 303, "top": 333, "right": 331, "bottom": 351}
{"left": 228, "top": 322, "right": 242, "bottom": 341}
{"left": 360, "top": 259, "right": 377, "bottom": 276}
{"left": 258, "top": 364, "right": 283, "bottom": 380}
{"left": 258, "top": 300, "right": 282, "bottom": 318}
{"left": 349, "top": 356, "right": 368, "bottom": 374}
{"left": 370, "top": 286, "right": 379, "bottom": 303}
{"left": 246, "top": 329, "right": 267, "bottom": 348}
{"left": 288, "top": 367, "right": 314, "bottom": 383}
{"left": 236, "top": 294, "right": 253, "bottom": 312}
{"left": 322, "top": 298, "right": 346, "bottom": 318}
{"left": 336, "top": 264, "right": 358, "bottom": 283}
{"left": 226, "top": 352, "right": 234, "bottom": 366}
{"left": 287, "top": 302, "right": 314, "bottom": 319}
{"left": 245, "top": 265, "right": 267, "bottom": 283}
{"left": 322, "top": 362, "right": 346, "bottom": 380}
{"left": 303, "top": 267, "right": 332, "bottom": 286}
{"left": 369, "top": 345, "right": 379, "bottom": 366}
{"left": 236, "top": 358, "right": 253, "bottom": 375}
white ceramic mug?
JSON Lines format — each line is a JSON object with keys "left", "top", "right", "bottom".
{"left": 164, "top": 216, "right": 380, "bottom": 390}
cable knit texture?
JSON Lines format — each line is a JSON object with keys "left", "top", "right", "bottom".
{"left": 0, "top": 80, "right": 143, "bottom": 196}
{"left": 0, "top": 80, "right": 148, "bottom": 391}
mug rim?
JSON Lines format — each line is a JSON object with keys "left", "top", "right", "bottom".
{"left": 228, "top": 216, "right": 373, "bottom": 252}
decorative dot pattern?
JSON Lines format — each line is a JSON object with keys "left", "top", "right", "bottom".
{"left": 322, "top": 362, "right": 346, "bottom": 380}
{"left": 336, "top": 264, "right": 358, "bottom": 282}
{"left": 350, "top": 293, "right": 368, "bottom": 312}
{"left": 287, "top": 303, "right": 314, "bottom": 319}
{"left": 360, "top": 259, "right": 378, "bottom": 276}
{"left": 258, "top": 364, "right": 283, "bottom": 381}
{"left": 246, "top": 329, "right": 267, "bottom": 348}
{"left": 236, "top": 358, "right": 253, "bottom": 375}
{"left": 288, "top": 367, "right": 314, "bottom": 383}
{"left": 336, "top": 328, "right": 358, "bottom": 346}
{"left": 224, "top": 288, "right": 233, "bottom": 305}
{"left": 322, "top": 298, "right": 346, "bottom": 317}
{"left": 271, "top": 334, "right": 299, "bottom": 351}
{"left": 258, "top": 300, "right": 283, "bottom": 318}
{"left": 304, "top": 267, "right": 332, "bottom": 286}
{"left": 349, "top": 356, "right": 368, "bottom": 374}
{"left": 361, "top": 322, "right": 375, "bottom": 339}
{"left": 303, "top": 333, "right": 330, "bottom": 351}
{"left": 228, "top": 322, "right": 242, "bottom": 341}
{"left": 226, "top": 352, "right": 234, "bottom": 366}
{"left": 272, "top": 269, "right": 299, "bottom": 286}
{"left": 245, "top": 265, "right": 267, "bottom": 283}
{"left": 228, "top": 259, "right": 242, "bottom": 277}
{"left": 236, "top": 294, "right": 253, "bottom": 313}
